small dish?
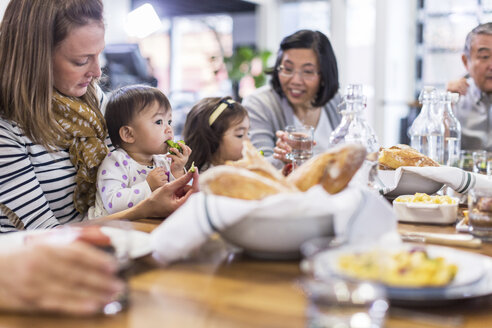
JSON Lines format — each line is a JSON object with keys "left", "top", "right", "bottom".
{"left": 393, "top": 195, "right": 459, "bottom": 225}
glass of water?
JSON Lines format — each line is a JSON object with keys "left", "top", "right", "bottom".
{"left": 285, "top": 125, "right": 314, "bottom": 168}
{"left": 473, "top": 150, "right": 487, "bottom": 174}
{"left": 302, "top": 278, "right": 388, "bottom": 328}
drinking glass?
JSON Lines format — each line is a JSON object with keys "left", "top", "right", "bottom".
{"left": 473, "top": 150, "right": 487, "bottom": 174}
{"left": 302, "top": 278, "right": 388, "bottom": 328}
{"left": 468, "top": 187, "right": 492, "bottom": 241}
{"left": 458, "top": 150, "right": 474, "bottom": 172}
{"left": 285, "top": 125, "right": 314, "bottom": 168}
{"left": 98, "top": 220, "right": 133, "bottom": 315}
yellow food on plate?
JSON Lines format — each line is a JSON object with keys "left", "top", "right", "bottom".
{"left": 394, "top": 193, "right": 456, "bottom": 205}
{"left": 337, "top": 249, "right": 458, "bottom": 287}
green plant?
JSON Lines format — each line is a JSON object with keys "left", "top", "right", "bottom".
{"left": 223, "top": 46, "right": 272, "bottom": 89}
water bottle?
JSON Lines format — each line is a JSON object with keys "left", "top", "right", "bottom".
{"left": 441, "top": 91, "right": 461, "bottom": 167}
{"left": 408, "top": 86, "right": 444, "bottom": 164}
{"left": 329, "top": 84, "right": 379, "bottom": 188}
{"left": 329, "top": 84, "right": 379, "bottom": 155}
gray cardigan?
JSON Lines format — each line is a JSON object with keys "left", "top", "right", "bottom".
{"left": 242, "top": 85, "right": 342, "bottom": 168}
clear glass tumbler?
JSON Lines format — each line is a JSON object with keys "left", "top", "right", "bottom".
{"left": 468, "top": 187, "right": 492, "bottom": 241}
{"left": 285, "top": 124, "right": 314, "bottom": 168}
{"left": 302, "top": 278, "right": 388, "bottom": 328}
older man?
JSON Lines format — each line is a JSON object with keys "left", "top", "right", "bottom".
{"left": 448, "top": 23, "right": 492, "bottom": 151}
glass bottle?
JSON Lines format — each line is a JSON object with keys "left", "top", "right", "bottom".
{"left": 441, "top": 91, "right": 461, "bottom": 167}
{"left": 408, "top": 86, "right": 444, "bottom": 164}
{"left": 329, "top": 84, "right": 379, "bottom": 188}
{"left": 329, "top": 84, "right": 379, "bottom": 156}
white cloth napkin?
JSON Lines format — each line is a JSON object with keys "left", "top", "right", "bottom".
{"left": 378, "top": 166, "right": 492, "bottom": 195}
{"left": 151, "top": 185, "right": 397, "bottom": 264}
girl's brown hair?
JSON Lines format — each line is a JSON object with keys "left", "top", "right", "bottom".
{"left": 183, "top": 97, "right": 248, "bottom": 171}
{"left": 105, "top": 85, "right": 171, "bottom": 148}
{"left": 0, "top": 0, "right": 104, "bottom": 149}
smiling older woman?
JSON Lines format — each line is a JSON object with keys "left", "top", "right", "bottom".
{"left": 242, "top": 30, "right": 342, "bottom": 169}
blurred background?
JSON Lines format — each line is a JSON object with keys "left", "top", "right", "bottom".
{"left": 0, "top": 0, "right": 489, "bottom": 145}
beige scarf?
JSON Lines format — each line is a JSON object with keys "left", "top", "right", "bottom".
{"left": 52, "top": 91, "right": 108, "bottom": 214}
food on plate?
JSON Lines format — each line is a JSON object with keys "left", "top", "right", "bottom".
{"left": 199, "top": 165, "right": 296, "bottom": 200}
{"left": 166, "top": 139, "right": 185, "bottom": 155}
{"left": 337, "top": 248, "right": 458, "bottom": 287}
{"left": 378, "top": 144, "right": 440, "bottom": 170}
{"left": 394, "top": 193, "right": 457, "bottom": 205}
{"left": 287, "top": 143, "right": 367, "bottom": 193}
{"left": 200, "top": 142, "right": 367, "bottom": 199}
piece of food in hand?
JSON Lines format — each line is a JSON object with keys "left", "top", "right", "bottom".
{"left": 188, "top": 161, "right": 196, "bottom": 173}
{"left": 338, "top": 248, "right": 458, "bottom": 287}
{"left": 286, "top": 144, "right": 367, "bottom": 194}
{"left": 378, "top": 144, "right": 439, "bottom": 170}
{"left": 199, "top": 165, "right": 297, "bottom": 200}
{"left": 226, "top": 140, "right": 294, "bottom": 189}
{"left": 166, "top": 139, "right": 185, "bottom": 155}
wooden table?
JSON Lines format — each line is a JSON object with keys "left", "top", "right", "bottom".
{"left": 2, "top": 218, "right": 492, "bottom": 327}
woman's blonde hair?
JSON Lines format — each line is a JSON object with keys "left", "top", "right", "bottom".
{"left": 0, "top": 0, "right": 104, "bottom": 149}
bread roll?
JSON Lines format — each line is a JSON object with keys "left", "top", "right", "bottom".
{"left": 199, "top": 166, "right": 297, "bottom": 200}
{"left": 378, "top": 144, "right": 439, "bottom": 169}
{"left": 287, "top": 144, "right": 367, "bottom": 194}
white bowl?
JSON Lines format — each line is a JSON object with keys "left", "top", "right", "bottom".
{"left": 378, "top": 168, "right": 444, "bottom": 198}
{"left": 392, "top": 196, "right": 459, "bottom": 225}
{"left": 220, "top": 213, "right": 334, "bottom": 260}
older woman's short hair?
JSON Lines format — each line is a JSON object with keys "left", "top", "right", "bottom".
{"left": 268, "top": 30, "right": 339, "bottom": 107}
{"left": 464, "top": 22, "right": 492, "bottom": 59}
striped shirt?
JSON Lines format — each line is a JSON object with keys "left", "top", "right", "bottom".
{"left": 0, "top": 90, "right": 108, "bottom": 232}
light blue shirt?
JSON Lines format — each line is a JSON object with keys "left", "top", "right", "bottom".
{"left": 456, "top": 78, "right": 492, "bottom": 151}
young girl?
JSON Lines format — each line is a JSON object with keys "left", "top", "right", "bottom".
{"left": 91, "top": 85, "right": 191, "bottom": 218}
{"left": 182, "top": 97, "right": 249, "bottom": 172}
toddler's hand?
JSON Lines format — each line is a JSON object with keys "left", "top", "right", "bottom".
{"left": 169, "top": 142, "right": 192, "bottom": 178}
{"left": 146, "top": 167, "right": 169, "bottom": 191}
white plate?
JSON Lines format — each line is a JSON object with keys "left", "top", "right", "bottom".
{"left": 378, "top": 168, "right": 444, "bottom": 198}
{"left": 312, "top": 243, "right": 490, "bottom": 303}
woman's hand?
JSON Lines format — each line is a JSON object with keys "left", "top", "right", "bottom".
{"left": 169, "top": 142, "right": 192, "bottom": 178}
{"left": 446, "top": 77, "right": 469, "bottom": 96}
{"left": 146, "top": 167, "right": 169, "bottom": 191}
{"left": 138, "top": 170, "right": 199, "bottom": 218}
{"left": 273, "top": 130, "right": 292, "bottom": 164}
{"left": 0, "top": 241, "right": 123, "bottom": 315}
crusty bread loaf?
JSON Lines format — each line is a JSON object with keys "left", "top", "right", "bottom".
{"left": 225, "top": 140, "right": 294, "bottom": 189}
{"left": 378, "top": 144, "right": 439, "bottom": 170}
{"left": 287, "top": 144, "right": 367, "bottom": 194}
{"left": 199, "top": 166, "right": 297, "bottom": 200}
